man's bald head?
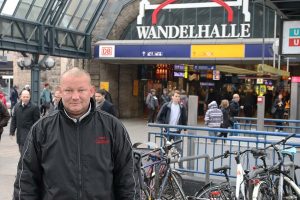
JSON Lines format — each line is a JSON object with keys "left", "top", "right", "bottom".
{"left": 60, "top": 68, "right": 92, "bottom": 86}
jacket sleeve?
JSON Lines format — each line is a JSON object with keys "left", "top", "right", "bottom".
{"left": 13, "top": 124, "right": 43, "bottom": 200}
{"left": 156, "top": 103, "right": 167, "bottom": 124}
{"left": 10, "top": 105, "right": 17, "bottom": 135}
{"left": 0, "top": 103, "right": 10, "bottom": 127}
{"left": 33, "top": 106, "right": 40, "bottom": 123}
{"left": 113, "top": 121, "right": 139, "bottom": 199}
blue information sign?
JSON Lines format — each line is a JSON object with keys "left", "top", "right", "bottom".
{"left": 245, "top": 44, "right": 273, "bottom": 58}
{"left": 114, "top": 45, "right": 190, "bottom": 58}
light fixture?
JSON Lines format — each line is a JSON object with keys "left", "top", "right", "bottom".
{"left": 44, "top": 57, "right": 55, "bottom": 70}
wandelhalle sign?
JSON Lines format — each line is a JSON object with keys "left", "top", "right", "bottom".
{"left": 136, "top": 0, "right": 251, "bottom": 39}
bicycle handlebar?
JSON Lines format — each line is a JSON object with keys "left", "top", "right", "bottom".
{"left": 141, "top": 139, "right": 183, "bottom": 158}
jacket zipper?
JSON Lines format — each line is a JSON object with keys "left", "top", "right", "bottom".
{"left": 76, "top": 121, "right": 82, "bottom": 199}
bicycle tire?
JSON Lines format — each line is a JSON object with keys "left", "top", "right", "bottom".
{"left": 253, "top": 181, "right": 276, "bottom": 200}
{"left": 161, "top": 171, "right": 185, "bottom": 200}
{"left": 196, "top": 185, "right": 234, "bottom": 200}
{"left": 274, "top": 177, "right": 300, "bottom": 200}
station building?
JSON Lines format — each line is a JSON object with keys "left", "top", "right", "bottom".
{"left": 89, "top": 0, "right": 300, "bottom": 118}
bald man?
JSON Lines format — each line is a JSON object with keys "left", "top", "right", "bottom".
{"left": 13, "top": 68, "right": 138, "bottom": 200}
{"left": 10, "top": 89, "right": 40, "bottom": 153}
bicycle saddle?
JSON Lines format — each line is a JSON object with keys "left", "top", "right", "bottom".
{"left": 213, "top": 165, "right": 231, "bottom": 173}
{"left": 251, "top": 148, "right": 267, "bottom": 158}
{"left": 280, "top": 146, "right": 297, "bottom": 157}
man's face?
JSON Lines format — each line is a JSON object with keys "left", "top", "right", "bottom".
{"left": 20, "top": 90, "right": 30, "bottom": 104}
{"left": 172, "top": 93, "right": 181, "bottom": 104}
{"left": 94, "top": 93, "right": 105, "bottom": 103}
{"left": 233, "top": 95, "right": 240, "bottom": 102}
{"left": 53, "top": 91, "right": 62, "bottom": 104}
{"left": 60, "top": 75, "right": 95, "bottom": 118}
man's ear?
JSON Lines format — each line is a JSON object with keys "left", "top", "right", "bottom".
{"left": 90, "top": 86, "right": 96, "bottom": 97}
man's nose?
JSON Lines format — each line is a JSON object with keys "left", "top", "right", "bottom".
{"left": 71, "top": 91, "right": 80, "bottom": 99}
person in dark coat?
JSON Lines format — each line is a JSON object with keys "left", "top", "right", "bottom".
{"left": 10, "top": 85, "right": 19, "bottom": 110}
{"left": 272, "top": 94, "right": 286, "bottom": 131}
{"left": 0, "top": 101, "right": 10, "bottom": 141}
{"left": 146, "top": 89, "right": 159, "bottom": 123}
{"left": 219, "top": 99, "right": 230, "bottom": 140}
{"left": 95, "top": 89, "right": 116, "bottom": 116}
{"left": 9, "top": 89, "right": 40, "bottom": 153}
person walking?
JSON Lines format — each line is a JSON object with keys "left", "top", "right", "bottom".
{"left": 10, "top": 85, "right": 19, "bottom": 111}
{"left": 219, "top": 99, "right": 230, "bottom": 142}
{"left": 0, "top": 100, "right": 10, "bottom": 141}
{"left": 95, "top": 89, "right": 116, "bottom": 116}
{"left": 229, "top": 93, "right": 243, "bottom": 133}
{"left": 156, "top": 90, "right": 187, "bottom": 168}
{"left": 204, "top": 101, "right": 223, "bottom": 143}
{"left": 146, "top": 89, "right": 159, "bottom": 123}
{"left": 48, "top": 89, "right": 62, "bottom": 114}
{"left": 9, "top": 89, "right": 40, "bottom": 153}
{"left": 0, "top": 88, "right": 7, "bottom": 107}
{"left": 272, "top": 94, "right": 286, "bottom": 132}
{"left": 40, "top": 83, "right": 52, "bottom": 116}
{"left": 160, "top": 88, "right": 170, "bottom": 105}
{"left": 12, "top": 68, "right": 138, "bottom": 200}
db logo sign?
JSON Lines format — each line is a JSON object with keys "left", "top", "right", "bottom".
{"left": 99, "top": 45, "right": 115, "bottom": 58}
{"left": 137, "top": 0, "right": 251, "bottom": 25}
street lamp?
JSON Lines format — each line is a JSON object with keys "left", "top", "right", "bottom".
{"left": 17, "top": 54, "right": 55, "bottom": 106}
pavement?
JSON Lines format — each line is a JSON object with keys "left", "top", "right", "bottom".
{"left": 0, "top": 118, "right": 162, "bottom": 200}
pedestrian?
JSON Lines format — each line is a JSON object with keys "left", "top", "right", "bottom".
{"left": 160, "top": 88, "right": 170, "bottom": 105}
{"left": 95, "top": 89, "right": 116, "bottom": 116}
{"left": 146, "top": 89, "right": 159, "bottom": 123}
{"left": 156, "top": 90, "right": 187, "bottom": 167}
{"left": 13, "top": 68, "right": 138, "bottom": 200}
{"left": 0, "top": 100, "right": 10, "bottom": 141}
{"left": 0, "top": 88, "right": 7, "bottom": 107}
{"left": 9, "top": 89, "right": 40, "bottom": 153}
{"left": 180, "top": 90, "right": 188, "bottom": 109}
{"left": 272, "top": 93, "right": 286, "bottom": 132}
{"left": 243, "top": 91, "right": 255, "bottom": 119}
{"left": 23, "top": 84, "right": 31, "bottom": 93}
{"left": 40, "top": 83, "right": 52, "bottom": 116}
{"left": 219, "top": 99, "right": 230, "bottom": 141}
{"left": 48, "top": 88, "right": 61, "bottom": 114}
{"left": 10, "top": 85, "right": 19, "bottom": 111}
{"left": 204, "top": 101, "right": 223, "bottom": 143}
{"left": 229, "top": 93, "right": 243, "bottom": 133}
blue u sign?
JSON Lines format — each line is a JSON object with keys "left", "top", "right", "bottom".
{"left": 289, "top": 28, "right": 300, "bottom": 37}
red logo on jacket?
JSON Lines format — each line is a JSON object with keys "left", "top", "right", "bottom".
{"left": 96, "top": 136, "right": 110, "bottom": 144}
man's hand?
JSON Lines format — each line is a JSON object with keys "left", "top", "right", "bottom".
{"left": 9, "top": 135, "right": 14, "bottom": 140}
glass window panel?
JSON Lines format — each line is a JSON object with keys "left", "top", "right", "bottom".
{"left": 1, "top": 0, "right": 19, "bottom": 15}
{"left": 60, "top": 14, "right": 72, "bottom": 28}
{"left": 84, "top": 0, "right": 98, "bottom": 20}
{"left": 69, "top": 16, "right": 80, "bottom": 30}
{"left": 66, "top": 0, "right": 80, "bottom": 15}
{"left": 14, "top": 3, "right": 30, "bottom": 18}
{"left": 78, "top": 19, "right": 88, "bottom": 32}
{"left": 34, "top": 0, "right": 46, "bottom": 7}
{"left": 22, "top": 0, "right": 33, "bottom": 4}
{"left": 27, "top": 6, "right": 42, "bottom": 21}
{"left": 76, "top": 0, "right": 89, "bottom": 17}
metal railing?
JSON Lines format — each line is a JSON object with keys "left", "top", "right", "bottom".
{"left": 147, "top": 123, "right": 300, "bottom": 180}
{"left": 233, "top": 117, "right": 300, "bottom": 133}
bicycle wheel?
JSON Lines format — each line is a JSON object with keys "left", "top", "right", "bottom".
{"left": 161, "top": 171, "right": 185, "bottom": 200}
{"left": 196, "top": 185, "right": 233, "bottom": 200}
{"left": 274, "top": 177, "right": 299, "bottom": 200}
{"left": 253, "top": 181, "right": 276, "bottom": 200}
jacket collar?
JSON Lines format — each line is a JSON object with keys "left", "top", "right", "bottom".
{"left": 58, "top": 98, "right": 96, "bottom": 122}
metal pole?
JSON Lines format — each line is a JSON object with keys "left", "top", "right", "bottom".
{"left": 273, "top": 11, "right": 277, "bottom": 68}
{"left": 287, "top": 57, "right": 289, "bottom": 72}
{"left": 30, "top": 54, "right": 40, "bottom": 106}
{"left": 262, "top": 0, "right": 266, "bottom": 66}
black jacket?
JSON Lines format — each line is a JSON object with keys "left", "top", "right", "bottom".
{"left": 221, "top": 107, "right": 230, "bottom": 128}
{"left": 97, "top": 100, "right": 116, "bottom": 116}
{"left": 229, "top": 100, "right": 240, "bottom": 117}
{"left": 0, "top": 101, "right": 10, "bottom": 136}
{"left": 156, "top": 101, "right": 187, "bottom": 127}
{"left": 13, "top": 99, "right": 137, "bottom": 200}
{"left": 10, "top": 101, "right": 40, "bottom": 145}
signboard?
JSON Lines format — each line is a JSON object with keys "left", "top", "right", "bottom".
{"left": 257, "top": 78, "right": 263, "bottom": 84}
{"left": 191, "top": 44, "right": 244, "bottom": 58}
{"left": 292, "top": 76, "right": 300, "bottom": 83}
{"left": 98, "top": 45, "right": 115, "bottom": 58}
{"left": 115, "top": 45, "right": 190, "bottom": 58}
{"left": 213, "top": 70, "right": 220, "bottom": 80}
{"left": 245, "top": 44, "right": 273, "bottom": 58}
{"left": 281, "top": 20, "right": 300, "bottom": 55}
{"left": 100, "top": 82, "right": 109, "bottom": 91}
{"left": 136, "top": 0, "right": 251, "bottom": 39}
{"left": 194, "top": 65, "right": 216, "bottom": 70}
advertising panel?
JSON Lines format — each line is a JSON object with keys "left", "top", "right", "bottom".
{"left": 281, "top": 20, "right": 300, "bottom": 55}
